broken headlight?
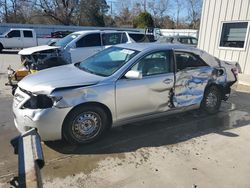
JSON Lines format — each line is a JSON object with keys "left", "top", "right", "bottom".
{"left": 22, "top": 95, "right": 61, "bottom": 109}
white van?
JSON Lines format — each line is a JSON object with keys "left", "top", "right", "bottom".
{"left": 19, "top": 30, "right": 135, "bottom": 66}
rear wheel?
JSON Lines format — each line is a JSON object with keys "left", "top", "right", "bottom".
{"left": 62, "top": 105, "right": 109, "bottom": 144}
{"left": 0, "top": 43, "right": 3, "bottom": 53}
{"left": 201, "top": 86, "right": 222, "bottom": 114}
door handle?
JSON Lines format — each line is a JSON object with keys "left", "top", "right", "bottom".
{"left": 163, "top": 79, "right": 173, "bottom": 84}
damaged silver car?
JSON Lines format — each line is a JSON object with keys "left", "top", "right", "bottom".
{"left": 13, "top": 43, "right": 239, "bottom": 144}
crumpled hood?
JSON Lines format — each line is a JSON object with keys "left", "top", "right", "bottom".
{"left": 18, "top": 64, "right": 104, "bottom": 95}
{"left": 18, "top": 45, "right": 61, "bottom": 55}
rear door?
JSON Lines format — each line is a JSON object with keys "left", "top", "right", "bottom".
{"left": 70, "top": 33, "right": 102, "bottom": 63}
{"left": 22, "top": 30, "right": 36, "bottom": 48}
{"left": 173, "top": 51, "right": 213, "bottom": 107}
{"left": 115, "top": 50, "right": 175, "bottom": 120}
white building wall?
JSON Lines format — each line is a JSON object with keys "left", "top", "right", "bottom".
{"left": 198, "top": 0, "right": 250, "bottom": 75}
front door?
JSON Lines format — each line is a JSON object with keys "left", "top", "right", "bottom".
{"left": 70, "top": 33, "right": 103, "bottom": 63}
{"left": 115, "top": 50, "right": 175, "bottom": 120}
{"left": 4, "top": 30, "right": 23, "bottom": 48}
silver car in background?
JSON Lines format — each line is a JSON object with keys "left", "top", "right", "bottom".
{"left": 13, "top": 43, "right": 239, "bottom": 144}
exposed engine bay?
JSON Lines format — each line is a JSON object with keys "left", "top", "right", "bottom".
{"left": 5, "top": 46, "right": 68, "bottom": 94}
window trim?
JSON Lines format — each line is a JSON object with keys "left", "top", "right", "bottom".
{"left": 218, "top": 20, "right": 250, "bottom": 51}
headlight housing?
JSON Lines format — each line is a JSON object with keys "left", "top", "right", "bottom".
{"left": 23, "top": 95, "right": 55, "bottom": 109}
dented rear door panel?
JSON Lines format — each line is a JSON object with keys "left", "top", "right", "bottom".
{"left": 173, "top": 66, "right": 227, "bottom": 108}
{"left": 174, "top": 66, "right": 212, "bottom": 107}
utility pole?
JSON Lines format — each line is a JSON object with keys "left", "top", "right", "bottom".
{"left": 143, "top": 0, "right": 147, "bottom": 12}
{"left": 108, "top": 0, "right": 116, "bottom": 16}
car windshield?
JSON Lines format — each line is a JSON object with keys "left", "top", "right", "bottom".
{"left": 76, "top": 47, "right": 139, "bottom": 77}
{"left": 53, "top": 33, "right": 80, "bottom": 47}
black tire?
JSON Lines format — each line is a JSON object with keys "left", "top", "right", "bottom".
{"left": 0, "top": 43, "right": 3, "bottom": 53}
{"left": 62, "top": 105, "right": 109, "bottom": 144}
{"left": 200, "top": 85, "right": 222, "bottom": 114}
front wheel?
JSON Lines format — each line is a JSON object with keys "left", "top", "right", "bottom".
{"left": 62, "top": 105, "right": 109, "bottom": 144}
{"left": 201, "top": 86, "right": 222, "bottom": 114}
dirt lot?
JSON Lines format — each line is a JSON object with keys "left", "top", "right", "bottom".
{"left": 1, "top": 53, "right": 250, "bottom": 188}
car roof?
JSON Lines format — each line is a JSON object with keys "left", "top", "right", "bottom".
{"left": 72, "top": 30, "right": 126, "bottom": 35}
{"left": 10, "top": 28, "right": 34, "bottom": 31}
{"left": 116, "top": 43, "right": 219, "bottom": 67}
{"left": 116, "top": 42, "right": 196, "bottom": 52}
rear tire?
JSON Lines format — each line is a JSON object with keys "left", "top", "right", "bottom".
{"left": 201, "top": 85, "right": 222, "bottom": 114}
{"left": 0, "top": 43, "right": 3, "bottom": 53}
{"left": 62, "top": 105, "right": 109, "bottom": 144}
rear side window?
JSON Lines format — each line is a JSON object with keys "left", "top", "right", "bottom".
{"left": 128, "top": 33, "right": 147, "bottom": 42}
{"left": 23, "top": 30, "right": 33, "bottom": 38}
{"left": 8, "top": 30, "right": 20, "bottom": 37}
{"left": 179, "top": 38, "right": 192, "bottom": 44}
{"left": 175, "top": 52, "right": 207, "bottom": 71}
{"left": 76, "top": 33, "right": 101, "bottom": 48}
{"left": 102, "top": 33, "right": 122, "bottom": 45}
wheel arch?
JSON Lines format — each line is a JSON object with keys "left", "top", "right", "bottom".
{"left": 204, "top": 83, "right": 224, "bottom": 97}
{"left": 62, "top": 101, "right": 113, "bottom": 135}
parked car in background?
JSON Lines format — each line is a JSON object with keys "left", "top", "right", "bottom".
{"left": 13, "top": 43, "right": 239, "bottom": 144}
{"left": 0, "top": 28, "right": 55, "bottom": 52}
{"left": 18, "top": 30, "right": 135, "bottom": 67}
{"left": 157, "top": 35, "right": 198, "bottom": 47}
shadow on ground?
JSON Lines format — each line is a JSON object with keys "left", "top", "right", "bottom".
{"left": 45, "top": 91, "right": 250, "bottom": 155}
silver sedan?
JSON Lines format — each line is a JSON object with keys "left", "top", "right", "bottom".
{"left": 13, "top": 43, "right": 239, "bottom": 144}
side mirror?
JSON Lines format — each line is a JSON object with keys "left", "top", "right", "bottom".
{"left": 125, "top": 70, "right": 142, "bottom": 79}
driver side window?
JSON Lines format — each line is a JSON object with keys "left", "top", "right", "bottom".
{"left": 8, "top": 30, "right": 20, "bottom": 38}
{"left": 131, "top": 51, "right": 173, "bottom": 77}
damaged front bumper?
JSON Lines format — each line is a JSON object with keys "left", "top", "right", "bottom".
{"left": 13, "top": 87, "right": 72, "bottom": 141}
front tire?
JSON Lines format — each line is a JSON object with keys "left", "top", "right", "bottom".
{"left": 201, "top": 86, "right": 222, "bottom": 114}
{"left": 62, "top": 105, "right": 109, "bottom": 144}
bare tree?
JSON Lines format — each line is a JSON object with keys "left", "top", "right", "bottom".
{"left": 35, "top": 0, "right": 79, "bottom": 25}
{"left": 78, "top": 0, "right": 109, "bottom": 26}
{"left": 175, "top": 0, "right": 183, "bottom": 28}
{"left": 147, "top": 0, "right": 171, "bottom": 27}
{"left": 186, "top": 0, "right": 202, "bottom": 29}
